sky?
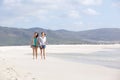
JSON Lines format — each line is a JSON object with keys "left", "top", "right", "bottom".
{"left": 0, "top": 0, "right": 120, "bottom": 31}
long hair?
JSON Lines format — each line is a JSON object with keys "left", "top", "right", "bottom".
{"left": 34, "top": 32, "right": 39, "bottom": 38}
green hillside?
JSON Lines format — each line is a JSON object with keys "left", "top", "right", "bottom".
{"left": 0, "top": 26, "right": 120, "bottom": 46}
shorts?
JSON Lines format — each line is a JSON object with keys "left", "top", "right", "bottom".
{"left": 31, "top": 45, "right": 38, "bottom": 48}
{"left": 40, "top": 45, "right": 46, "bottom": 49}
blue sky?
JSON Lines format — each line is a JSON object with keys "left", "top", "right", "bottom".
{"left": 0, "top": 0, "right": 120, "bottom": 31}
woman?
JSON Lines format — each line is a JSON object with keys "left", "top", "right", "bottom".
{"left": 31, "top": 32, "right": 39, "bottom": 60}
{"left": 38, "top": 32, "right": 47, "bottom": 60}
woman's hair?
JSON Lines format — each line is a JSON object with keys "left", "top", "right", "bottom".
{"left": 36, "top": 33, "right": 39, "bottom": 38}
{"left": 41, "top": 32, "right": 46, "bottom": 36}
{"left": 34, "top": 32, "right": 39, "bottom": 38}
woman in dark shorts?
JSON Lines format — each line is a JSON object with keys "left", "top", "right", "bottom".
{"left": 38, "top": 32, "right": 47, "bottom": 60}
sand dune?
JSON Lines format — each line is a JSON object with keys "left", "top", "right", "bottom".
{"left": 0, "top": 45, "right": 120, "bottom": 80}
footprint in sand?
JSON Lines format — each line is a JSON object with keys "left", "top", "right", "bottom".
{"left": 10, "top": 77, "right": 18, "bottom": 80}
{"left": 5, "top": 67, "right": 20, "bottom": 80}
{"left": 32, "top": 77, "right": 36, "bottom": 80}
{"left": 24, "top": 72, "right": 41, "bottom": 80}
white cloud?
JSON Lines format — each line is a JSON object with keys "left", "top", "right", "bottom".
{"left": 0, "top": 17, "right": 21, "bottom": 27}
{"left": 32, "top": 0, "right": 63, "bottom": 4}
{"left": 3, "top": 0, "right": 18, "bottom": 4}
{"left": 73, "top": 22, "right": 83, "bottom": 26}
{"left": 68, "top": 10, "right": 81, "bottom": 19}
{"left": 29, "top": 10, "right": 48, "bottom": 21}
{"left": 112, "top": 2, "right": 120, "bottom": 7}
{"left": 0, "top": 0, "right": 102, "bottom": 29}
{"left": 27, "top": 10, "right": 47, "bottom": 16}
{"left": 83, "top": 8, "right": 100, "bottom": 16}
{"left": 80, "top": 0, "right": 102, "bottom": 6}
{"left": 3, "top": 0, "right": 22, "bottom": 7}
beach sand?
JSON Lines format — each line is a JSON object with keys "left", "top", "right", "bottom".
{"left": 0, "top": 45, "right": 120, "bottom": 80}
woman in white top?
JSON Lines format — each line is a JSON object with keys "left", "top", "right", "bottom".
{"left": 38, "top": 32, "right": 47, "bottom": 60}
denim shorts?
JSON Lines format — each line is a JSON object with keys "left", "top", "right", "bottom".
{"left": 40, "top": 45, "right": 46, "bottom": 49}
{"left": 31, "top": 45, "right": 38, "bottom": 48}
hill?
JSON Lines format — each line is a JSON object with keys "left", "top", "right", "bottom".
{"left": 0, "top": 26, "right": 120, "bottom": 46}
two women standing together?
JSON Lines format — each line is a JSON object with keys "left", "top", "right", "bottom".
{"left": 31, "top": 32, "right": 47, "bottom": 60}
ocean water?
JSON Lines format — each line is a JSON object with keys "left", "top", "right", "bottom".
{"left": 49, "top": 48, "right": 120, "bottom": 69}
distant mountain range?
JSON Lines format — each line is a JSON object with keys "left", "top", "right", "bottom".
{"left": 0, "top": 26, "right": 120, "bottom": 46}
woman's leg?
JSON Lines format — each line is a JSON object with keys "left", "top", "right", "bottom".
{"left": 35, "top": 47, "right": 38, "bottom": 59}
{"left": 43, "top": 49, "right": 46, "bottom": 59}
{"left": 32, "top": 47, "right": 35, "bottom": 59}
{"left": 40, "top": 48, "right": 43, "bottom": 59}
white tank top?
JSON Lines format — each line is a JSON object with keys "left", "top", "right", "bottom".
{"left": 39, "top": 36, "right": 46, "bottom": 45}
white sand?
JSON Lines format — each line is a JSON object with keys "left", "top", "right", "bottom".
{"left": 0, "top": 45, "right": 120, "bottom": 80}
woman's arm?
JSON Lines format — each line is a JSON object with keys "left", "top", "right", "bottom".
{"left": 37, "top": 37, "right": 40, "bottom": 44}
